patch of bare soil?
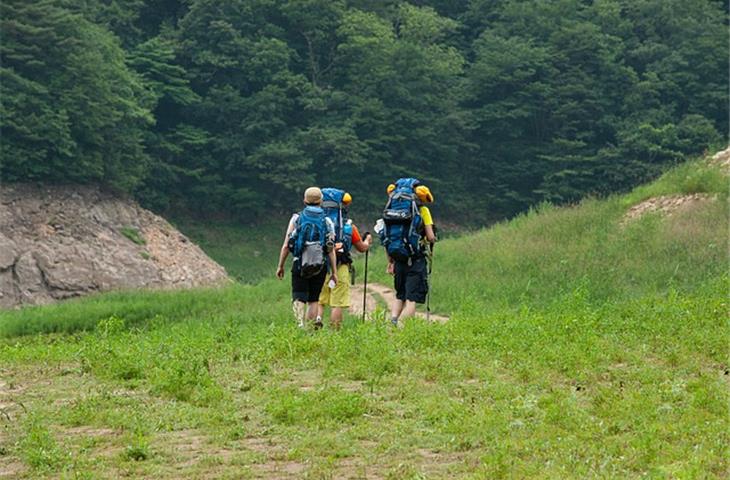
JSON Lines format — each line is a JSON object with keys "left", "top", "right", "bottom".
{"left": 241, "top": 436, "right": 278, "bottom": 454}
{"left": 253, "top": 459, "right": 307, "bottom": 479}
{"left": 623, "top": 193, "right": 715, "bottom": 224}
{"left": 0, "top": 460, "right": 25, "bottom": 479}
{"left": 0, "top": 375, "right": 26, "bottom": 421}
{"left": 0, "top": 380, "right": 11, "bottom": 419}
{"left": 280, "top": 370, "right": 365, "bottom": 393}
{"left": 240, "top": 437, "right": 307, "bottom": 479}
{"left": 335, "top": 456, "right": 386, "bottom": 479}
{"left": 348, "top": 284, "right": 378, "bottom": 320}
{"left": 417, "top": 448, "right": 467, "bottom": 475}
{"left": 62, "top": 426, "right": 122, "bottom": 461}
{"left": 158, "top": 430, "right": 215, "bottom": 468}
{"left": 65, "top": 426, "right": 117, "bottom": 438}
{"left": 0, "top": 377, "right": 24, "bottom": 479}
{"left": 360, "top": 283, "right": 450, "bottom": 324}
{"left": 279, "top": 370, "right": 320, "bottom": 391}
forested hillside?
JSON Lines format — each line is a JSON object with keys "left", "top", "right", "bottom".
{"left": 2, "top": 0, "right": 727, "bottom": 220}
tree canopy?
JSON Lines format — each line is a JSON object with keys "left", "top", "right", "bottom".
{"left": 1, "top": 0, "right": 727, "bottom": 221}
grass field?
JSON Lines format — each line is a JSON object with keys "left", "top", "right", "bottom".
{"left": 0, "top": 155, "right": 727, "bottom": 479}
{"left": 172, "top": 219, "right": 287, "bottom": 284}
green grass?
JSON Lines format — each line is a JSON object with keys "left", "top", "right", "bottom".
{"left": 365, "top": 154, "right": 728, "bottom": 315}
{"left": 0, "top": 154, "right": 727, "bottom": 478}
{"left": 621, "top": 157, "right": 728, "bottom": 206}
{"left": 120, "top": 226, "right": 145, "bottom": 246}
{"left": 172, "top": 219, "right": 286, "bottom": 283}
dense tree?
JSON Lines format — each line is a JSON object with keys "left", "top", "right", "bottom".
{"left": 1, "top": 0, "right": 152, "bottom": 191}
{"left": 1, "top": 0, "right": 727, "bottom": 222}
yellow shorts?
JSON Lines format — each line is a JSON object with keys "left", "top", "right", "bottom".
{"left": 318, "top": 263, "right": 351, "bottom": 308}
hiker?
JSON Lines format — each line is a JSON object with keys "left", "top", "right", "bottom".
{"left": 276, "top": 187, "right": 338, "bottom": 328}
{"left": 316, "top": 188, "right": 372, "bottom": 329}
{"left": 377, "top": 179, "right": 436, "bottom": 326}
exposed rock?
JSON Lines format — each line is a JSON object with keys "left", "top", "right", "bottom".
{"left": 0, "top": 270, "right": 19, "bottom": 308}
{"left": 623, "top": 146, "right": 729, "bottom": 224}
{"left": 710, "top": 146, "right": 730, "bottom": 170}
{"left": 0, "top": 233, "right": 17, "bottom": 269}
{"left": 0, "top": 184, "right": 229, "bottom": 308}
{"left": 14, "top": 252, "right": 52, "bottom": 305}
{"left": 622, "top": 193, "right": 715, "bottom": 224}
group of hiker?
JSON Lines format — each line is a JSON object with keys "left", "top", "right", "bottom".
{"left": 275, "top": 179, "right": 436, "bottom": 328}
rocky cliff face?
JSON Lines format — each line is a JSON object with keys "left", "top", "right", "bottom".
{"left": 0, "top": 184, "right": 229, "bottom": 308}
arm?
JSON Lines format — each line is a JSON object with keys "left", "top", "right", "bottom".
{"left": 353, "top": 232, "right": 372, "bottom": 253}
{"left": 276, "top": 244, "right": 289, "bottom": 279}
{"left": 276, "top": 218, "right": 296, "bottom": 279}
{"left": 328, "top": 249, "right": 338, "bottom": 284}
{"left": 424, "top": 224, "right": 436, "bottom": 245}
{"left": 385, "top": 250, "right": 394, "bottom": 275}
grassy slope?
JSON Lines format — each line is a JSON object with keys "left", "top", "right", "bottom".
{"left": 0, "top": 156, "right": 727, "bottom": 479}
{"left": 172, "top": 219, "right": 286, "bottom": 283}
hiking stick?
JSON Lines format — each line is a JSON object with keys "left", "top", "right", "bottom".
{"left": 362, "top": 250, "right": 370, "bottom": 321}
{"left": 426, "top": 244, "right": 434, "bottom": 322}
{"left": 362, "top": 249, "right": 369, "bottom": 322}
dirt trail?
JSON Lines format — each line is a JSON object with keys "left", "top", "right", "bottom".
{"left": 349, "top": 282, "right": 449, "bottom": 323}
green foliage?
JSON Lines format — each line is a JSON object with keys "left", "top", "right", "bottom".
{"left": 122, "top": 434, "right": 151, "bottom": 462}
{"left": 622, "top": 158, "right": 729, "bottom": 206}
{"left": 120, "top": 226, "right": 145, "bottom": 245}
{"left": 3, "top": 0, "right": 725, "bottom": 223}
{"left": 266, "top": 387, "right": 368, "bottom": 425}
{"left": 20, "top": 413, "right": 65, "bottom": 471}
{"left": 0, "top": 0, "right": 153, "bottom": 191}
{"left": 463, "top": 0, "right": 727, "bottom": 214}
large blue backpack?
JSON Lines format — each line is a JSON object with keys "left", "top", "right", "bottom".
{"left": 321, "top": 188, "right": 353, "bottom": 261}
{"left": 381, "top": 178, "right": 423, "bottom": 262}
{"left": 289, "top": 206, "right": 328, "bottom": 277}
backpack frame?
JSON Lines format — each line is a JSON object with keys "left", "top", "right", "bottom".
{"left": 321, "top": 187, "right": 353, "bottom": 263}
{"left": 381, "top": 178, "right": 423, "bottom": 262}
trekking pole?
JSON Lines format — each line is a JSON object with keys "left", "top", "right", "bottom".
{"left": 426, "top": 243, "right": 434, "bottom": 322}
{"left": 362, "top": 248, "right": 369, "bottom": 322}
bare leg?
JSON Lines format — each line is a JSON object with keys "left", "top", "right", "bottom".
{"left": 293, "top": 300, "right": 306, "bottom": 327}
{"left": 391, "top": 299, "right": 404, "bottom": 325}
{"left": 306, "top": 301, "right": 319, "bottom": 321}
{"left": 330, "top": 307, "right": 344, "bottom": 329}
{"left": 398, "top": 300, "right": 418, "bottom": 321}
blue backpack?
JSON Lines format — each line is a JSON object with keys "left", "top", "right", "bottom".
{"left": 289, "top": 206, "right": 328, "bottom": 277}
{"left": 380, "top": 178, "right": 423, "bottom": 262}
{"left": 321, "top": 188, "right": 353, "bottom": 261}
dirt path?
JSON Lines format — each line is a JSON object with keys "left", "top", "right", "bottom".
{"left": 349, "top": 282, "right": 449, "bottom": 323}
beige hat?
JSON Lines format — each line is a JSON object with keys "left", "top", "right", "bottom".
{"left": 304, "top": 187, "right": 323, "bottom": 205}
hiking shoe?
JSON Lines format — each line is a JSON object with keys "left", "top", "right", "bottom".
{"left": 313, "top": 319, "right": 323, "bottom": 330}
{"left": 391, "top": 318, "right": 398, "bottom": 327}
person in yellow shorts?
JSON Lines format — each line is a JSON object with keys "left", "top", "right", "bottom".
{"left": 318, "top": 217, "right": 372, "bottom": 329}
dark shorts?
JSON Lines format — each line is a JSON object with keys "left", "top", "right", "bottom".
{"left": 291, "top": 267, "right": 327, "bottom": 303}
{"left": 394, "top": 256, "right": 428, "bottom": 303}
